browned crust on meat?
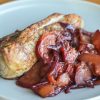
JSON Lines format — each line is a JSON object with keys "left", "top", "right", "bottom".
{"left": 0, "top": 13, "right": 84, "bottom": 78}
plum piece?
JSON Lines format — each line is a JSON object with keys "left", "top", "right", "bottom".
{"left": 92, "top": 30, "right": 100, "bottom": 52}
{"left": 32, "top": 82, "right": 63, "bottom": 97}
{"left": 36, "top": 31, "right": 58, "bottom": 62}
{"left": 56, "top": 72, "right": 70, "bottom": 86}
{"left": 79, "top": 32, "right": 90, "bottom": 44}
{"left": 34, "top": 84, "right": 55, "bottom": 97}
{"left": 66, "top": 64, "right": 75, "bottom": 82}
{"left": 47, "top": 61, "right": 64, "bottom": 84}
{"left": 79, "top": 53, "right": 100, "bottom": 76}
{"left": 36, "top": 29, "right": 75, "bottom": 63}
{"left": 78, "top": 43, "right": 97, "bottom": 58}
{"left": 79, "top": 53, "right": 100, "bottom": 65}
{"left": 47, "top": 54, "right": 70, "bottom": 86}
{"left": 16, "top": 61, "right": 43, "bottom": 88}
{"left": 75, "top": 62, "right": 92, "bottom": 86}
{"left": 78, "top": 43, "right": 96, "bottom": 54}
{"left": 72, "top": 28, "right": 92, "bottom": 49}
{"left": 92, "top": 64, "right": 100, "bottom": 76}
{"left": 61, "top": 46, "right": 78, "bottom": 63}
{"left": 40, "top": 64, "right": 50, "bottom": 78}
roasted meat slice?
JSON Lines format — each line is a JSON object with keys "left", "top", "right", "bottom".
{"left": 61, "top": 14, "right": 84, "bottom": 28}
{"left": 0, "top": 13, "right": 84, "bottom": 79}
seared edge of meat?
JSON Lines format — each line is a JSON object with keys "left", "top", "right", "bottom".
{"left": 0, "top": 13, "right": 84, "bottom": 79}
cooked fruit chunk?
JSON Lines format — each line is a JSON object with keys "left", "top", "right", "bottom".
{"left": 56, "top": 72, "right": 70, "bottom": 86}
{"left": 75, "top": 62, "right": 92, "bottom": 85}
{"left": 16, "top": 61, "right": 43, "bottom": 88}
{"left": 61, "top": 46, "right": 78, "bottom": 63}
{"left": 47, "top": 59, "right": 70, "bottom": 86}
{"left": 79, "top": 53, "right": 100, "bottom": 76}
{"left": 79, "top": 53, "right": 100, "bottom": 65}
{"left": 78, "top": 43, "right": 96, "bottom": 54}
{"left": 32, "top": 82, "right": 63, "bottom": 97}
{"left": 33, "top": 84, "right": 55, "bottom": 97}
{"left": 92, "top": 30, "right": 100, "bottom": 52}
{"left": 92, "top": 64, "right": 100, "bottom": 76}
{"left": 36, "top": 31, "right": 57, "bottom": 61}
{"left": 47, "top": 61, "right": 64, "bottom": 84}
{"left": 66, "top": 64, "right": 74, "bottom": 81}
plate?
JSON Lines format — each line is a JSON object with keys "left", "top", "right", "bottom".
{"left": 0, "top": 0, "right": 100, "bottom": 100}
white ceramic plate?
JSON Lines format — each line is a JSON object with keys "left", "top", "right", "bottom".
{"left": 0, "top": 0, "right": 100, "bottom": 100}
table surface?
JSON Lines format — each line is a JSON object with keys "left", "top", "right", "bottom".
{"left": 0, "top": 0, "right": 100, "bottom": 4}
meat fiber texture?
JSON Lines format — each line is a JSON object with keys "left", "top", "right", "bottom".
{"left": 0, "top": 13, "right": 84, "bottom": 79}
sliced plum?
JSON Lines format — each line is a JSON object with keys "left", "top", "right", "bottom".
{"left": 79, "top": 53, "right": 100, "bottom": 65}
{"left": 56, "top": 72, "right": 70, "bottom": 86}
{"left": 16, "top": 61, "right": 43, "bottom": 88}
{"left": 36, "top": 31, "right": 58, "bottom": 62}
{"left": 92, "top": 30, "right": 100, "bottom": 52}
{"left": 75, "top": 62, "right": 92, "bottom": 86}
{"left": 61, "top": 46, "right": 78, "bottom": 63}
{"left": 79, "top": 53, "right": 100, "bottom": 76}
{"left": 32, "top": 82, "right": 63, "bottom": 97}
{"left": 47, "top": 61, "right": 64, "bottom": 84}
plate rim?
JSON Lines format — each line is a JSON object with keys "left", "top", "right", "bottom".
{"left": 0, "top": 0, "right": 100, "bottom": 10}
{"left": 0, "top": 0, "right": 100, "bottom": 100}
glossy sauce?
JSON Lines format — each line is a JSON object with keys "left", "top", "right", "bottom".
{"left": 16, "top": 23, "right": 100, "bottom": 98}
